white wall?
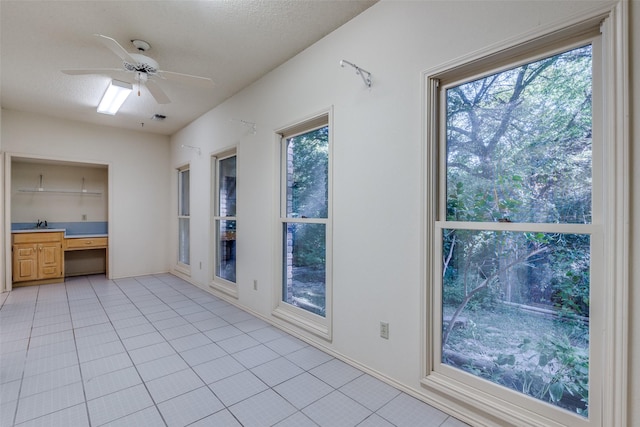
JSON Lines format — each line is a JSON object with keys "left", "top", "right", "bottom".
{"left": 171, "top": 0, "right": 638, "bottom": 425}
{"left": 2, "top": 109, "right": 171, "bottom": 281}
{"left": 11, "top": 161, "right": 108, "bottom": 223}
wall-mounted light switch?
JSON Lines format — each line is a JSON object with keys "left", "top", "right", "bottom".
{"left": 81, "top": 214, "right": 87, "bottom": 221}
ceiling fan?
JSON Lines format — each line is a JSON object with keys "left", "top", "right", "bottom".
{"left": 62, "top": 34, "right": 214, "bottom": 105}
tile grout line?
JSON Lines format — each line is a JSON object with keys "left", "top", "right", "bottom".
{"left": 64, "top": 278, "right": 95, "bottom": 427}
{"left": 148, "top": 274, "right": 382, "bottom": 426}
{"left": 3, "top": 275, "right": 462, "bottom": 427}
{"left": 124, "top": 274, "right": 282, "bottom": 425}
{"left": 139, "top": 274, "right": 248, "bottom": 426}
{"left": 91, "top": 274, "right": 170, "bottom": 427}
{"left": 10, "top": 284, "right": 41, "bottom": 427}
{"left": 151, "top": 274, "right": 365, "bottom": 426}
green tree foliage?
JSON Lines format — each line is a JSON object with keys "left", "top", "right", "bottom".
{"left": 283, "top": 126, "right": 329, "bottom": 315}
{"left": 287, "top": 126, "right": 328, "bottom": 267}
{"left": 289, "top": 127, "right": 329, "bottom": 219}
{"left": 441, "top": 45, "right": 592, "bottom": 415}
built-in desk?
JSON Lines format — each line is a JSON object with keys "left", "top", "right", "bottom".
{"left": 64, "top": 234, "right": 108, "bottom": 277}
{"left": 64, "top": 235, "right": 108, "bottom": 250}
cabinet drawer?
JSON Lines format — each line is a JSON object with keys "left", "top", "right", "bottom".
{"left": 65, "top": 237, "right": 108, "bottom": 250}
{"left": 13, "top": 232, "right": 63, "bottom": 244}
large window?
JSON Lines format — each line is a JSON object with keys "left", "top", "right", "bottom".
{"left": 423, "top": 9, "right": 628, "bottom": 427}
{"left": 212, "top": 150, "right": 237, "bottom": 296}
{"left": 177, "top": 166, "right": 190, "bottom": 270}
{"left": 442, "top": 44, "right": 594, "bottom": 414}
{"left": 275, "top": 112, "right": 332, "bottom": 339}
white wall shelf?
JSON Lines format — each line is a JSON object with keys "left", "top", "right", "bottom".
{"left": 17, "top": 189, "right": 102, "bottom": 195}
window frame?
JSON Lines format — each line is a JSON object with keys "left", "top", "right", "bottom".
{"left": 211, "top": 148, "right": 238, "bottom": 298}
{"left": 421, "top": 5, "right": 628, "bottom": 427}
{"left": 273, "top": 108, "right": 333, "bottom": 340}
{"left": 176, "top": 164, "right": 191, "bottom": 275}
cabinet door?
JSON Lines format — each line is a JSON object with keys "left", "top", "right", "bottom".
{"left": 13, "top": 244, "right": 38, "bottom": 282}
{"left": 39, "top": 243, "right": 62, "bottom": 279}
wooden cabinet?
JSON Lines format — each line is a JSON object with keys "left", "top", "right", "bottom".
{"left": 39, "top": 242, "right": 63, "bottom": 279}
{"left": 13, "top": 244, "right": 38, "bottom": 282}
{"left": 12, "top": 232, "right": 64, "bottom": 285}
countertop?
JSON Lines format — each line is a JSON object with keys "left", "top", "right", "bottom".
{"left": 12, "top": 228, "right": 66, "bottom": 233}
{"left": 12, "top": 229, "right": 108, "bottom": 238}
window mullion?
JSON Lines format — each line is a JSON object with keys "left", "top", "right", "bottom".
{"left": 438, "top": 221, "right": 595, "bottom": 234}
{"left": 280, "top": 219, "right": 329, "bottom": 227}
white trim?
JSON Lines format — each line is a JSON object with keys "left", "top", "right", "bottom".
{"left": 208, "top": 278, "right": 238, "bottom": 299}
{"left": 425, "top": 2, "right": 613, "bottom": 86}
{"left": 210, "top": 147, "right": 238, "bottom": 298}
{"left": 176, "top": 164, "right": 191, "bottom": 272}
{"left": 0, "top": 153, "right": 4, "bottom": 293}
{"left": 599, "top": 3, "right": 629, "bottom": 424}
{"left": 421, "top": 3, "right": 628, "bottom": 426}
{"left": 174, "top": 262, "right": 191, "bottom": 277}
{"left": 273, "top": 107, "right": 334, "bottom": 341}
{"left": 3, "top": 154, "right": 11, "bottom": 292}
{"left": 437, "top": 221, "right": 596, "bottom": 234}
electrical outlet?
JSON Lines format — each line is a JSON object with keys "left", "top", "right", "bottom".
{"left": 380, "top": 322, "right": 389, "bottom": 339}
{"left": 253, "top": 280, "right": 258, "bottom": 291}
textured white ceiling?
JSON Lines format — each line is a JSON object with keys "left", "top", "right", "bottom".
{"left": 1, "top": 0, "right": 377, "bottom": 135}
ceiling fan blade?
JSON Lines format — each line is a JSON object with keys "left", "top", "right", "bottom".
{"left": 62, "top": 68, "right": 122, "bottom": 76}
{"left": 157, "top": 70, "right": 214, "bottom": 88}
{"left": 146, "top": 80, "right": 171, "bottom": 104}
{"left": 93, "top": 34, "right": 137, "bottom": 64}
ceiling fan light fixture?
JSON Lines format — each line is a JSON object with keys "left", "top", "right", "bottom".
{"left": 97, "top": 79, "right": 132, "bottom": 115}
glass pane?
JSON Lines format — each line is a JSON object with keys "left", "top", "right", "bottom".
{"left": 215, "top": 220, "right": 236, "bottom": 282}
{"left": 441, "top": 229, "right": 589, "bottom": 416}
{"left": 286, "top": 126, "right": 328, "bottom": 219}
{"left": 179, "top": 169, "right": 190, "bottom": 216}
{"left": 218, "top": 156, "right": 236, "bottom": 217}
{"left": 283, "top": 222, "right": 326, "bottom": 316}
{"left": 446, "top": 45, "right": 592, "bottom": 224}
{"left": 178, "top": 218, "right": 190, "bottom": 265}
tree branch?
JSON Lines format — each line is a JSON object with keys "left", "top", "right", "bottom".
{"left": 442, "top": 245, "right": 548, "bottom": 347}
{"left": 443, "top": 234, "right": 456, "bottom": 278}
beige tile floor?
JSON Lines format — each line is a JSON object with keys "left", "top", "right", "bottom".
{"left": 0, "top": 274, "right": 469, "bottom": 427}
